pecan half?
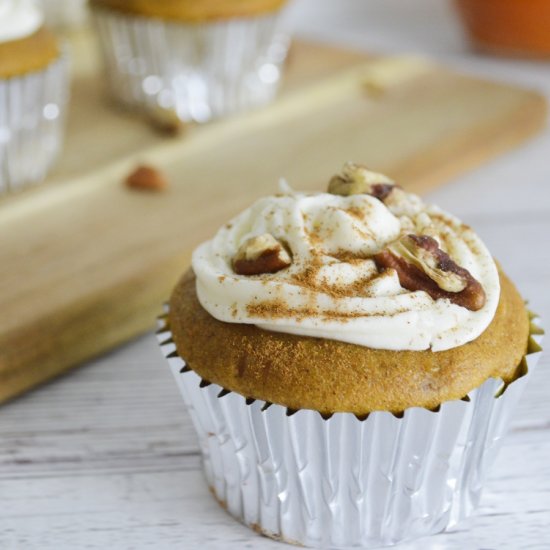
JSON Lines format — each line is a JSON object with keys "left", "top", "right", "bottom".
{"left": 233, "top": 234, "right": 292, "bottom": 276}
{"left": 374, "top": 234, "right": 486, "bottom": 311}
{"left": 328, "top": 162, "right": 397, "bottom": 201}
{"left": 125, "top": 164, "right": 168, "bottom": 192}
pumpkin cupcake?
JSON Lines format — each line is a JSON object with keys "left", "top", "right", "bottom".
{"left": 158, "top": 163, "right": 543, "bottom": 548}
{"left": 0, "top": 1, "right": 69, "bottom": 195}
{"left": 90, "top": 0, "right": 290, "bottom": 125}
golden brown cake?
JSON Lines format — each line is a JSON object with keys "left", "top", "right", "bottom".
{"left": 90, "top": 0, "right": 288, "bottom": 22}
{"left": 0, "top": 27, "right": 59, "bottom": 79}
{"left": 170, "top": 267, "right": 529, "bottom": 415}
{"left": 167, "top": 163, "right": 531, "bottom": 415}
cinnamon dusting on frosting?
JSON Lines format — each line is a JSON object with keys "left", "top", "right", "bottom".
{"left": 191, "top": 163, "right": 500, "bottom": 351}
{"left": 283, "top": 254, "right": 382, "bottom": 301}
{"left": 343, "top": 205, "right": 370, "bottom": 221}
{"left": 246, "top": 299, "right": 400, "bottom": 322}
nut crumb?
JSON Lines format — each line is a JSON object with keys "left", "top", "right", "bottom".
{"left": 146, "top": 106, "right": 185, "bottom": 136}
{"left": 125, "top": 165, "right": 168, "bottom": 192}
{"left": 363, "top": 78, "right": 386, "bottom": 99}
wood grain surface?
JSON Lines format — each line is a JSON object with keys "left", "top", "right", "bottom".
{"left": 0, "top": 31, "right": 545, "bottom": 405}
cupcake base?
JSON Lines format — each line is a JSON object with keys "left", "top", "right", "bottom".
{"left": 0, "top": 54, "right": 69, "bottom": 195}
{"left": 43, "top": 0, "right": 88, "bottom": 30}
{"left": 92, "top": 7, "right": 290, "bottom": 123}
{"left": 158, "top": 310, "right": 542, "bottom": 548}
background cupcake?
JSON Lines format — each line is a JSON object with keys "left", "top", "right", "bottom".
{"left": 159, "top": 164, "right": 543, "bottom": 548}
{"left": 0, "top": 0, "right": 69, "bottom": 195}
{"left": 41, "top": 0, "right": 88, "bottom": 30}
{"left": 90, "top": 0, "right": 291, "bottom": 125}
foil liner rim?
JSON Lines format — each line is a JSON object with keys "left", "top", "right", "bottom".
{"left": 156, "top": 304, "right": 543, "bottom": 420}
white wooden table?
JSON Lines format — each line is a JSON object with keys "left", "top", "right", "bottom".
{"left": 2, "top": 1, "right": 549, "bottom": 548}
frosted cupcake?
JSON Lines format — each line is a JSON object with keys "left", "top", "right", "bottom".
{"left": 0, "top": 0, "right": 68, "bottom": 194}
{"left": 158, "top": 163, "right": 543, "bottom": 547}
{"left": 90, "top": 0, "right": 290, "bottom": 124}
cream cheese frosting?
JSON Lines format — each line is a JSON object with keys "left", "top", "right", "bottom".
{"left": 0, "top": 0, "right": 43, "bottom": 43}
{"left": 192, "top": 168, "right": 500, "bottom": 352}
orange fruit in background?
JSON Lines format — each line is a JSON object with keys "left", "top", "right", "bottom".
{"left": 455, "top": 0, "right": 550, "bottom": 57}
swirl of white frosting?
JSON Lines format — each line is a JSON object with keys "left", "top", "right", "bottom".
{"left": 0, "top": 0, "right": 43, "bottom": 43}
{"left": 192, "top": 182, "right": 500, "bottom": 352}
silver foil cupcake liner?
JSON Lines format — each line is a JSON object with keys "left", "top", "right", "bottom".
{"left": 0, "top": 54, "right": 69, "bottom": 195}
{"left": 157, "top": 308, "right": 543, "bottom": 548}
{"left": 92, "top": 7, "right": 290, "bottom": 123}
{"left": 42, "top": 0, "right": 88, "bottom": 29}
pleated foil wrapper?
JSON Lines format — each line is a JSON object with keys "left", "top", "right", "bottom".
{"left": 42, "top": 0, "right": 89, "bottom": 29}
{"left": 92, "top": 7, "right": 290, "bottom": 123}
{"left": 157, "top": 308, "right": 543, "bottom": 548}
{"left": 0, "top": 54, "right": 69, "bottom": 195}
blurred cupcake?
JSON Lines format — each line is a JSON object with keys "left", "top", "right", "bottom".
{"left": 41, "top": 0, "right": 88, "bottom": 30}
{"left": 159, "top": 163, "right": 543, "bottom": 548}
{"left": 0, "top": 0, "right": 69, "bottom": 195}
{"left": 90, "top": 0, "right": 290, "bottom": 125}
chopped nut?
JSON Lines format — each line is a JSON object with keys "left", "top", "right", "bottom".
{"left": 233, "top": 234, "right": 292, "bottom": 276}
{"left": 146, "top": 106, "right": 185, "bottom": 136}
{"left": 374, "top": 234, "right": 486, "bottom": 311}
{"left": 125, "top": 164, "right": 168, "bottom": 192}
{"left": 363, "top": 78, "right": 386, "bottom": 99}
{"left": 391, "top": 234, "right": 467, "bottom": 292}
{"left": 328, "top": 162, "right": 396, "bottom": 200}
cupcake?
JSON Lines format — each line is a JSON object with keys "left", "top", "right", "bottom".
{"left": 158, "top": 163, "right": 543, "bottom": 548}
{"left": 90, "top": 0, "right": 291, "bottom": 124}
{"left": 0, "top": 0, "right": 69, "bottom": 195}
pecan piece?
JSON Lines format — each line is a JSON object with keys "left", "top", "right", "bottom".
{"left": 374, "top": 234, "right": 486, "bottom": 311}
{"left": 233, "top": 234, "right": 292, "bottom": 276}
{"left": 146, "top": 106, "right": 185, "bottom": 136}
{"left": 125, "top": 164, "right": 168, "bottom": 192}
{"left": 328, "top": 162, "right": 397, "bottom": 201}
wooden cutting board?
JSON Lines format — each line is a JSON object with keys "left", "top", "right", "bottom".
{"left": 0, "top": 30, "right": 545, "bottom": 404}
